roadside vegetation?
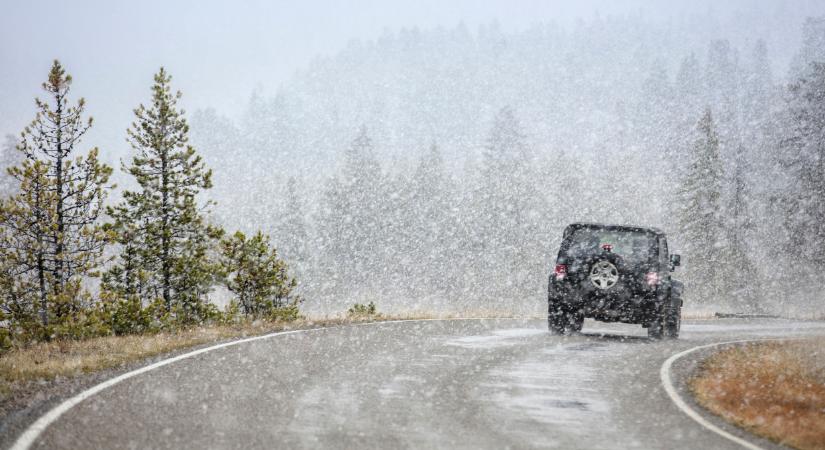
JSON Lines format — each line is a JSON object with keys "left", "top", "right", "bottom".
{"left": 0, "top": 62, "right": 304, "bottom": 358}
{"left": 347, "top": 301, "right": 379, "bottom": 319}
{"left": 0, "top": 312, "right": 417, "bottom": 410}
{"left": 691, "top": 339, "right": 825, "bottom": 450}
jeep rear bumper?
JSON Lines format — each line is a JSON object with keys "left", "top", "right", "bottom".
{"left": 549, "top": 283, "right": 664, "bottom": 325}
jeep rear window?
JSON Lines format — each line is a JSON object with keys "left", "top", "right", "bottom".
{"left": 561, "top": 229, "right": 657, "bottom": 264}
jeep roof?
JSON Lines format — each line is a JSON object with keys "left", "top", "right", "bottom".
{"left": 562, "top": 222, "right": 665, "bottom": 238}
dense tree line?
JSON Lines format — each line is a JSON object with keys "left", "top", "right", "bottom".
{"left": 309, "top": 110, "right": 550, "bottom": 312}
{"left": 777, "top": 60, "right": 825, "bottom": 302}
{"left": 190, "top": 17, "right": 825, "bottom": 316}
{"left": 0, "top": 62, "right": 299, "bottom": 347}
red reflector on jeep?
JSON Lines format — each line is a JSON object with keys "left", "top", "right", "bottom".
{"left": 554, "top": 264, "right": 567, "bottom": 280}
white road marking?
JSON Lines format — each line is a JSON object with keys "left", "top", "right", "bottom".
{"left": 10, "top": 329, "right": 302, "bottom": 450}
{"left": 659, "top": 339, "right": 783, "bottom": 450}
{"left": 12, "top": 319, "right": 807, "bottom": 450}
{"left": 9, "top": 318, "right": 513, "bottom": 450}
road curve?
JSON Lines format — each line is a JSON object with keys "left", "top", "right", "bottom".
{"left": 12, "top": 318, "right": 825, "bottom": 450}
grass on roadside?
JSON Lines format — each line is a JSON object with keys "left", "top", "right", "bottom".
{"left": 0, "top": 311, "right": 537, "bottom": 408}
{"left": 690, "top": 338, "right": 825, "bottom": 450}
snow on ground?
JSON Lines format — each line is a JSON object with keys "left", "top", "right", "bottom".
{"left": 478, "top": 341, "right": 638, "bottom": 449}
{"left": 445, "top": 328, "right": 548, "bottom": 349}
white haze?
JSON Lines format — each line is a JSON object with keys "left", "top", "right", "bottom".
{"left": 2, "top": 0, "right": 825, "bottom": 318}
{"left": 2, "top": 0, "right": 822, "bottom": 158}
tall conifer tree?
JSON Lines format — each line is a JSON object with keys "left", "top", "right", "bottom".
{"left": 408, "top": 143, "right": 456, "bottom": 298}
{"left": 0, "top": 61, "right": 112, "bottom": 327}
{"left": 472, "top": 107, "right": 545, "bottom": 303}
{"left": 315, "top": 126, "right": 384, "bottom": 299}
{"left": 678, "top": 108, "right": 727, "bottom": 303}
{"left": 105, "top": 68, "right": 217, "bottom": 318}
{"left": 274, "top": 177, "right": 309, "bottom": 274}
{"left": 780, "top": 62, "right": 825, "bottom": 281}
{"left": 725, "top": 144, "right": 760, "bottom": 310}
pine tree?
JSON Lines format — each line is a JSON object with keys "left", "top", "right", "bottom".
{"left": 472, "top": 107, "right": 546, "bottom": 304}
{"left": 0, "top": 134, "right": 20, "bottom": 331}
{"left": 316, "top": 126, "right": 384, "bottom": 300}
{"left": 0, "top": 161, "right": 51, "bottom": 327}
{"left": 380, "top": 170, "right": 415, "bottom": 296}
{"left": 315, "top": 175, "right": 345, "bottom": 300}
{"left": 101, "top": 213, "right": 153, "bottom": 301}
{"left": 105, "top": 68, "right": 218, "bottom": 319}
{"left": 408, "top": 143, "right": 457, "bottom": 298}
{"left": 0, "top": 61, "right": 112, "bottom": 327}
{"left": 678, "top": 108, "right": 727, "bottom": 304}
{"left": 273, "top": 177, "right": 309, "bottom": 275}
{"left": 220, "top": 231, "right": 297, "bottom": 316}
{"left": 780, "top": 62, "right": 825, "bottom": 283}
{"left": 725, "top": 144, "right": 760, "bottom": 311}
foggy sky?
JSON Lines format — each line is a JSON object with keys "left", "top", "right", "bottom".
{"left": 2, "top": 0, "right": 824, "bottom": 164}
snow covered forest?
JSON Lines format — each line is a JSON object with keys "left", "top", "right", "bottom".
{"left": 187, "top": 15, "right": 825, "bottom": 317}
{"left": 2, "top": 7, "right": 825, "bottom": 340}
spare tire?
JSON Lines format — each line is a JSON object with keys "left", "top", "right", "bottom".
{"left": 586, "top": 252, "right": 625, "bottom": 291}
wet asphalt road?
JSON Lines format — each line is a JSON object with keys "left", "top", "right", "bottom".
{"left": 19, "top": 318, "right": 825, "bottom": 449}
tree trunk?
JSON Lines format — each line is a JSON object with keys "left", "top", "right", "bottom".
{"left": 161, "top": 143, "right": 171, "bottom": 311}
{"left": 37, "top": 252, "right": 48, "bottom": 328}
{"left": 54, "top": 92, "right": 65, "bottom": 297}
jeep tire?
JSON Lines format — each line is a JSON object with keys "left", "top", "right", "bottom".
{"left": 647, "top": 313, "right": 664, "bottom": 339}
{"left": 548, "top": 307, "right": 584, "bottom": 335}
{"left": 664, "top": 303, "right": 681, "bottom": 339}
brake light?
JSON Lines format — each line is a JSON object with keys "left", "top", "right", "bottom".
{"left": 554, "top": 264, "right": 567, "bottom": 280}
{"left": 645, "top": 272, "right": 659, "bottom": 286}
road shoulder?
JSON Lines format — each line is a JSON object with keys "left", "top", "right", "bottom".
{"left": 663, "top": 340, "right": 792, "bottom": 450}
{"left": 0, "top": 317, "right": 407, "bottom": 449}
{"left": 690, "top": 339, "right": 825, "bottom": 450}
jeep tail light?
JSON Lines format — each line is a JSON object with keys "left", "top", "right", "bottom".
{"left": 554, "top": 264, "right": 567, "bottom": 280}
{"left": 645, "top": 272, "right": 659, "bottom": 286}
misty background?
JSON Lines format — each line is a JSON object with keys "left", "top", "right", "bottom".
{"left": 3, "top": 0, "right": 825, "bottom": 317}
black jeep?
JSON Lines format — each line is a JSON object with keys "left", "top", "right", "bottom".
{"left": 547, "top": 223, "right": 683, "bottom": 339}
